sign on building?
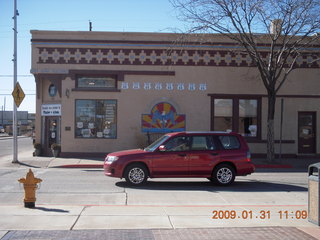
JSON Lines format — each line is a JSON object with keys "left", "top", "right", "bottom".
{"left": 41, "top": 104, "right": 61, "bottom": 116}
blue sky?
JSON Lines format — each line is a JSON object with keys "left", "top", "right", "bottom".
{"left": 0, "top": 0, "right": 184, "bottom": 113}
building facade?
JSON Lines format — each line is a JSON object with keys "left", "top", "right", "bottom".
{"left": 30, "top": 30, "right": 320, "bottom": 157}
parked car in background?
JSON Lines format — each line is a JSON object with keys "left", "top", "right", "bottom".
{"left": 104, "top": 131, "right": 255, "bottom": 186}
{"left": 0, "top": 126, "right": 4, "bottom": 133}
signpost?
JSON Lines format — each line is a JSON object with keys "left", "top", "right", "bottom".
{"left": 12, "top": 0, "right": 19, "bottom": 163}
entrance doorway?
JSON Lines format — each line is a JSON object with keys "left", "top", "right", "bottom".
{"left": 298, "top": 112, "right": 316, "bottom": 154}
{"left": 44, "top": 117, "right": 61, "bottom": 156}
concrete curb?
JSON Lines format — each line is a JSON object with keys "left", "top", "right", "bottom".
{"left": 255, "top": 164, "right": 292, "bottom": 168}
{"left": 55, "top": 164, "right": 103, "bottom": 168}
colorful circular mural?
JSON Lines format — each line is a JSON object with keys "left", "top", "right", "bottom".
{"left": 142, "top": 102, "right": 186, "bottom": 133}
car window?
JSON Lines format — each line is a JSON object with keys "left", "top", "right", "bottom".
{"left": 144, "top": 135, "right": 169, "bottom": 152}
{"left": 164, "top": 136, "right": 189, "bottom": 151}
{"left": 218, "top": 135, "right": 240, "bottom": 150}
{"left": 190, "top": 136, "right": 216, "bottom": 150}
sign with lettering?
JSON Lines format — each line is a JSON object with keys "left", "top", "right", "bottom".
{"left": 41, "top": 104, "right": 61, "bottom": 116}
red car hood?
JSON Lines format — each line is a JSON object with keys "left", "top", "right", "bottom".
{"left": 108, "top": 149, "right": 146, "bottom": 157}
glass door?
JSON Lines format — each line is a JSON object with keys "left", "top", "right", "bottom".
{"left": 298, "top": 112, "right": 316, "bottom": 154}
{"left": 44, "top": 116, "right": 60, "bottom": 156}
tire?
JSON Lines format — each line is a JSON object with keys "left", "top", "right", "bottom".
{"left": 124, "top": 164, "right": 148, "bottom": 185}
{"left": 212, "top": 164, "right": 235, "bottom": 186}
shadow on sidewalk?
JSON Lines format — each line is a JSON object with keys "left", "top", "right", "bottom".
{"left": 34, "top": 207, "right": 70, "bottom": 213}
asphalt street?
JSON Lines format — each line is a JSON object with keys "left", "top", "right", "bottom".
{"left": 0, "top": 168, "right": 310, "bottom": 206}
{"left": 0, "top": 137, "right": 32, "bottom": 158}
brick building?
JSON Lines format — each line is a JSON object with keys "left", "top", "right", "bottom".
{"left": 31, "top": 30, "right": 320, "bottom": 157}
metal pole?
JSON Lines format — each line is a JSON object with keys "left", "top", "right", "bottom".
{"left": 4, "top": 97, "right": 6, "bottom": 128}
{"left": 2, "top": 97, "right": 5, "bottom": 128}
{"left": 12, "top": 0, "right": 18, "bottom": 163}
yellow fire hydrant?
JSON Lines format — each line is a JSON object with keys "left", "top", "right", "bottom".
{"left": 18, "top": 169, "right": 42, "bottom": 208}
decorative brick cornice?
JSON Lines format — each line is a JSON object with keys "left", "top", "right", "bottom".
{"left": 36, "top": 46, "right": 320, "bottom": 68}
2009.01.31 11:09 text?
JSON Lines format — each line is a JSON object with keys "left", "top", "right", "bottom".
{"left": 212, "top": 210, "right": 308, "bottom": 220}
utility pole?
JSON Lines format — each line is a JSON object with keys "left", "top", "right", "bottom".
{"left": 12, "top": 0, "right": 19, "bottom": 163}
{"left": 4, "top": 97, "right": 6, "bottom": 127}
{"left": 1, "top": 97, "right": 5, "bottom": 127}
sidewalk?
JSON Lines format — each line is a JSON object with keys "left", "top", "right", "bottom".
{"left": 0, "top": 149, "right": 104, "bottom": 169}
{"left": 1, "top": 226, "right": 319, "bottom": 240}
{"left": 0, "top": 193, "right": 319, "bottom": 239}
{"left": 0, "top": 198, "right": 319, "bottom": 239}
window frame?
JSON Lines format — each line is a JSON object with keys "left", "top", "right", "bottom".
{"left": 210, "top": 94, "right": 262, "bottom": 141}
{"left": 76, "top": 74, "right": 118, "bottom": 90}
{"left": 69, "top": 70, "right": 125, "bottom": 92}
{"left": 75, "top": 74, "right": 118, "bottom": 91}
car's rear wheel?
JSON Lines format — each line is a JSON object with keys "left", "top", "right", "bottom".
{"left": 212, "top": 164, "right": 235, "bottom": 186}
{"left": 124, "top": 164, "right": 148, "bottom": 185}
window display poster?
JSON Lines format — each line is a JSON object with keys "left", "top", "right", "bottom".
{"left": 75, "top": 100, "right": 117, "bottom": 138}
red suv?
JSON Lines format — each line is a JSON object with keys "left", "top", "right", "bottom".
{"left": 104, "top": 132, "right": 255, "bottom": 185}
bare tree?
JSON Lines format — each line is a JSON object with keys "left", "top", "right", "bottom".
{"left": 171, "top": 0, "right": 320, "bottom": 162}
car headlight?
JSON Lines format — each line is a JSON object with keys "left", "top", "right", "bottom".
{"left": 107, "top": 156, "right": 119, "bottom": 162}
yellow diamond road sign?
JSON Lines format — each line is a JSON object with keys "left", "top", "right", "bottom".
{"left": 12, "top": 82, "right": 25, "bottom": 108}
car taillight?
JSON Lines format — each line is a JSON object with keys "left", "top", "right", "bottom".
{"left": 246, "top": 151, "right": 251, "bottom": 162}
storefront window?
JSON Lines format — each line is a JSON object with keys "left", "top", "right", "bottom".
{"left": 75, "top": 100, "right": 117, "bottom": 138}
{"left": 212, "top": 97, "right": 259, "bottom": 138}
{"left": 77, "top": 76, "right": 116, "bottom": 88}
{"left": 214, "top": 99, "right": 233, "bottom": 132}
{"left": 239, "top": 99, "right": 257, "bottom": 137}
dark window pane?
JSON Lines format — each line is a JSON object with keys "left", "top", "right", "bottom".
{"left": 214, "top": 99, "right": 233, "bottom": 132}
{"left": 78, "top": 76, "right": 116, "bottom": 88}
{"left": 218, "top": 136, "right": 240, "bottom": 150}
{"left": 239, "top": 99, "right": 257, "bottom": 137}
{"left": 164, "top": 136, "right": 189, "bottom": 151}
{"left": 191, "top": 136, "right": 209, "bottom": 150}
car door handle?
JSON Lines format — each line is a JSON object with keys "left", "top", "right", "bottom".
{"left": 211, "top": 153, "right": 219, "bottom": 156}
{"left": 178, "top": 153, "right": 187, "bottom": 157}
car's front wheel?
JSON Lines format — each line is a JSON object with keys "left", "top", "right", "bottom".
{"left": 124, "top": 164, "right": 148, "bottom": 185}
{"left": 211, "top": 164, "right": 235, "bottom": 186}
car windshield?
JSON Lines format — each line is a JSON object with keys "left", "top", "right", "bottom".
{"left": 144, "top": 135, "right": 170, "bottom": 152}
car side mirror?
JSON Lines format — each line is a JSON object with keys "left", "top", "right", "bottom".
{"left": 158, "top": 145, "right": 166, "bottom": 152}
